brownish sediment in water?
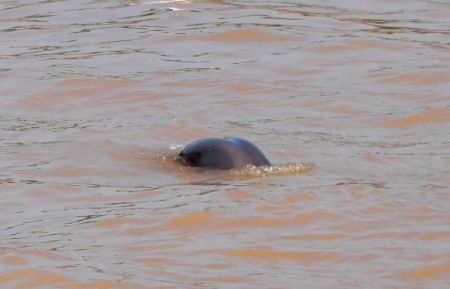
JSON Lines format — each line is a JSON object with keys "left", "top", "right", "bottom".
{"left": 1, "top": 0, "right": 449, "bottom": 289}
{"left": 169, "top": 28, "right": 297, "bottom": 43}
{"left": 383, "top": 108, "right": 450, "bottom": 127}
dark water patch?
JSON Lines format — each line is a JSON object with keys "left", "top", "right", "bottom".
{"left": 0, "top": 178, "right": 44, "bottom": 185}
{"left": 1, "top": 116, "right": 93, "bottom": 132}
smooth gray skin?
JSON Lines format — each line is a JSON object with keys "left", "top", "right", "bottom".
{"left": 177, "top": 137, "right": 271, "bottom": 170}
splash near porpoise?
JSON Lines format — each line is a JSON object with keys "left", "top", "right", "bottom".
{"left": 174, "top": 137, "right": 313, "bottom": 177}
{"left": 228, "top": 162, "right": 313, "bottom": 178}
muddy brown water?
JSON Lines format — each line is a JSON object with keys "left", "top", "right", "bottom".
{"left": 1, "top": 0, "right": 450, "bottom": 288}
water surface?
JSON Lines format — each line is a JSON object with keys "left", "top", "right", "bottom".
{"left": 1, "top": 0, "right": 449, "bottom": 288}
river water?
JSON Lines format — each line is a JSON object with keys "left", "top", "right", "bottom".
{"left": 1, "top": 0, "right": 449, "bottom": 288}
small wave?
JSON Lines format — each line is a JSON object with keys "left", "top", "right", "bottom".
{"left": 141, "top": 0, "right": 191, "bottom": 4}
